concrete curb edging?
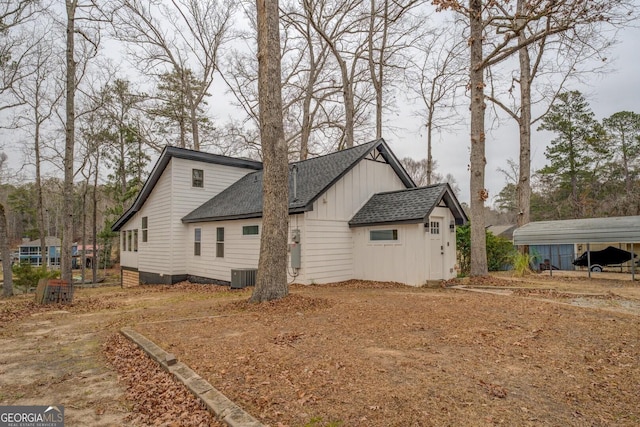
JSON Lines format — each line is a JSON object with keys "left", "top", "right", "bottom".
{"left": 120, "top": 327, "right": 265, "bottom": 427}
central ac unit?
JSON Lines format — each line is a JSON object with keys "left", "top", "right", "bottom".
{"left": 231, "top": 268, "right": 257, "bottom": 289}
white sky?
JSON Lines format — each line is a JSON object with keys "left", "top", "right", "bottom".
{"left": 205, "top": 23, "right": 640, "bottom": 207}
{"left": 385, "top": 23, "right": 640, "bottom": 206}
{"left": 3, "top": 12, "right": 639, "bottom": 210}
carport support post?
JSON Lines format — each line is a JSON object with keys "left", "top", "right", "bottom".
{"left": 587, "top": 243, "right": 591, "bottom": 279}
{"left": 632, "top": 243, "right": 635, "bottom": 281}
{"left": 548, "top": 246, "right": 552, "bottom": 277}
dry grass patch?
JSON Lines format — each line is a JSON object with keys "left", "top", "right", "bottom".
{"left": 136, "top": 280, "right": 640, "bottom": 427}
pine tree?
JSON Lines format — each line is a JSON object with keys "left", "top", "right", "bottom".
{"left": 538, "top": 91, "right": 606, "bottom": 217}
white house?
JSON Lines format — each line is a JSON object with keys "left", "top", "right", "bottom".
{"left": 112, "top": 139, "right": 467, "bottom": 287}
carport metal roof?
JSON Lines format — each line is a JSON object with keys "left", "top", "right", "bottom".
{"left": 513, "top": 216, "right": 640, "bottom": 246}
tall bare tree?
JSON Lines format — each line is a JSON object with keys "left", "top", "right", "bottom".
{"left": 406, "top": 21, "right": 466, "bottom": 185}
{"left": 432, "top": 0, "right": 635, "bottom": 276}
{"left": 485, "top": 0, "right": 628, "bottom": 231}
{"left": 13, "top": 28, "right": 63, "bottom": 271}
{"left": 304, "top": 0, "right": 372, "bottom": 149}
{"left": 250, "top": 0, "right": 289, "bottom": 302}
{"left": 366, "top": 0, "right": 421, "bottom": 138}
{"left": 61, "top": 0, "right": 107, "bottom": 282}
{"left": 114, "top": 0, "right": 236, "bottom": 150}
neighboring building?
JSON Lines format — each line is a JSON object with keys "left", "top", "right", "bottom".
{"left": 487, "top": 224, "right": 516, "bottom": 240}
{"left": 18, "top": 237, "right": 78, "bottom": 267}
{"left": 76, "top": 244, "right": 101, "bottom": 268}
{"left": 112, "top": 139, "right": 468, "bottom": 287}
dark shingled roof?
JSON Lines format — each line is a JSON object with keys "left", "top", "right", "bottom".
{"left": 182, "top": 139, "right": 415, "bottom": 222}
{"left": 348, "top": 184, "right": 468, "bottom": 227}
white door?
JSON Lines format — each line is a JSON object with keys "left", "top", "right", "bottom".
{"left": 429, "top": 218, "right": 445, "bottom": 279}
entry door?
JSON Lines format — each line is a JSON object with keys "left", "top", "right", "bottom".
{"left": 429, "top": 218, "right": 445, "bottom": 279}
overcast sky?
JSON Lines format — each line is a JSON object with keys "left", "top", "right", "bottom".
{"left": 4, "top": 11, "right": 638, "bottom": 211}
{"left": 386, "top": 24, "right": 640, "bottom": 206}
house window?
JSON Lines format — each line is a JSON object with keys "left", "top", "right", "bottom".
{"left": 127, "top": 230, "right": 132, "bottom": 251}
{"left": 430, "top": 221, "right": 440, "bottom": 235}
{"left": 122, "top": 231, "right": 127, "bottom": 251}
{"left": 142, "top": 216, "right": 148, "bottom": 242}
{"left": 370, "top": 229, "right": 398, "bottom": 241}
{"left": 242, "top": 225, "right": 259, "bottom": 236}
{"left": 133, "top": 230, "right": 138, "bottom": 252}
{"left": 216, "top": 227, "right": 224, "bottom": 258}
{"left": 194, "top": 228, "right": 201, "bottom": 256}
{"left": 192, "top": 169, "right": 204, "bottom": 188}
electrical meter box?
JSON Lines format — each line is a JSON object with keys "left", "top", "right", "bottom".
{"left": 290, "top": 229, "right": 301, "bottom": 268}
{"left": 290, "top": 243, "right": 301, "bottom": 268}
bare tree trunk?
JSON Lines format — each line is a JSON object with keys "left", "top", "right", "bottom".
{"left": 0, "top": 204, "right": 12, "bottom": 297}
{"left": 250, "top": 0, "right": 289, "bottom": 302}
{"left": 299, "top": 17, "right": 314, "bottom": 161}
{"left": 119, "top": 130, "right": 126, "bottom": 197}
{"left": 185, "top": 75, "right": 200, "bottom": 150}
{"left": 368, "top": 0, "right": 383, "bottom": 139}
{"left": 340, "top": 61, "right": 355, "bottom": 149}
{"left": 300, "top": 88, "right": 312, "bottom": 160}
{"left": 92, "top": 151, "right": 99, "bottom": 284}
{"left": 81, "top": 184, "right": 87, "bottom": 284}
{"left": 34, "top": 106, "right": 47, "bottom": 270}
{"left": 426, "top": 117, "right": 433, "bottom": 185}
{"left": 190, "top": 103, "right": 199, "bottom": 150}
{"left": 62, "top": 0, "right": 77, "bottom": 283}
{"left": 469, "top": 0, "right": 488, "bottom": 276}
{"left": 516, "top": 1, "right": 531, "bottom": 230}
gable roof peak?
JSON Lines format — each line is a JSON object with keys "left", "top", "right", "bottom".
{"left": 182, "top": 138, "right": 414, "bottom": 223}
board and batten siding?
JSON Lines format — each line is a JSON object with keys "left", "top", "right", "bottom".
{"left": 353, "top": 224, "right": 427, "bottom": 285}
{"left": 302, "top": 157, "right": 407, "bottom": 284}
{"left": 306, "top": 157, "right": 406, "bottom": 222}
{"left": 352, "top": 207, "right": 458, "bottom": 286}
{"left": 186, "top": 216, "right": 306, "bottom": 283}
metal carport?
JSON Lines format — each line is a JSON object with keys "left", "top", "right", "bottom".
{"left": 513, "top": 216, "right": 640, "bottom": 279}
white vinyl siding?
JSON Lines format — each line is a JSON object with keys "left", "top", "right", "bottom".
{"left": 186, "top": 219, "right": 262, "bottom": 282}
{"left": 186, "top": 217, "right": 305, "bottom": 283}
{"left": 134, "top": 162, "right": 173, "bottom": 274}
{"left": 122, "top": 158, "right": 255, "bottom": 275}
{"left": 168, "top": 158, "right": 255, "bottom": 276}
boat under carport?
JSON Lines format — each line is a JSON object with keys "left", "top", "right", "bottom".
{"left": 512, "top": 216, "right": 640, "bottom": 280}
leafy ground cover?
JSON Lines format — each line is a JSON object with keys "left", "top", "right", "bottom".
{"left": 1, "top": 272, "right": 639, "bottom": 426}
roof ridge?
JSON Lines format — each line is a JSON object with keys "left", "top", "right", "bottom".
{"left": 166, "top": 145, "right": 263, "bottom": 166}
{"left": 290, "top": 139, "right": 380, "bottom": 166}
{"left": 372, "top": 183, "right": 446, "bottom": 196}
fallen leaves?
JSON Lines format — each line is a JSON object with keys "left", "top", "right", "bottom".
{"left": 103, "top": 333, "right": 222, "bottom": 426}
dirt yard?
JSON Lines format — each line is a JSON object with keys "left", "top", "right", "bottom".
{"left": 1, "top": 273, "right": 639, "bottom": 426}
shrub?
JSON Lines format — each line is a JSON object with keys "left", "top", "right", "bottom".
{"left": 456, "top": 224, "right": 516, "bottom": 276}
{"left": 12, "top": 262, "right": 60, "bottom": 292}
